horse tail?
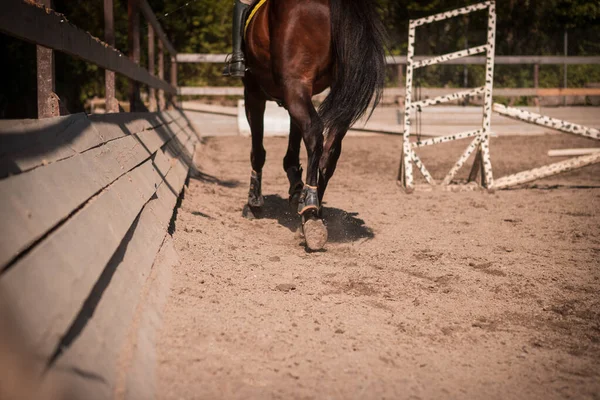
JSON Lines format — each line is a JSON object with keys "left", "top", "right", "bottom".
{"left": 318, "top": 0, "right": 387, "bottom": 134}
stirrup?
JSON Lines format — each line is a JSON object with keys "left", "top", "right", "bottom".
{"left": 222, "top": 53, "right": 247, "bottom": 77}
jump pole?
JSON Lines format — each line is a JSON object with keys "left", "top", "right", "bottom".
{"left": 492, "top": 103, "right": 600, "bottom": 189}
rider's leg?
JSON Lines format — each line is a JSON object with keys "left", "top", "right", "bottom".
{"left": 222, "top": 0, "right": 255, "bottom": 77}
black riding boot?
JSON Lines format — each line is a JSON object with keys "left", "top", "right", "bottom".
{"left": 223, "top": 0, "right": 251, "bottom": 77}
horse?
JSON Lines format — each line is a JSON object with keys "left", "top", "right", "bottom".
{"left": 242, "top": 0, "right": 386, "bottom": 250}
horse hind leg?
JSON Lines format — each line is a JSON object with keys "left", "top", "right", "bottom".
{"left": 284, "top": 83, "right": 328, "bottom": 250}
{"left": 317, "top": 131, "right": 345, "bottom": 204}
{"left": 284, "top": 121, "right": 304, "bottom": 212}
{"left": 242, "top": 79, "right": 267, "bottom": 220}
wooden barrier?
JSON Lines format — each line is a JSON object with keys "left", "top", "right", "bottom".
{"left": 0, "top": 110, "right": 199, "bottom": 398}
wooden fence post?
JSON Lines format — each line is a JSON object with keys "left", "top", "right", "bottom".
{"left": 128, "top": 0, "right": 141, "bottom": 112}
{"left": 169, "top": 56, "right": 178, "bottom": 109}
{"left": 533, "top": 63, "right": 540, "bottom": 107}
{"left": 148, "top": 25, "right": 157, "bottom": 112}
{"left": 158, "top": 41, "right": 166, "bottom": 110}
{"left": 104, "top": 0, "right": 119, "bottom": 113}
{"left": 36, "top": 0, "right": 60, "bottom": 118}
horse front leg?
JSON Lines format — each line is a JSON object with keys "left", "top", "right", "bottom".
{"left": 242, "top": 78, "right": 267, "bottom": 219}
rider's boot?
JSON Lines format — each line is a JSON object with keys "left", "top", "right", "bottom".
{"left": 223, "top": 0, "right": 251, "bottom": 77}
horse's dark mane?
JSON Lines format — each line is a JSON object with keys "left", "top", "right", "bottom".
{"left": 318, "top": 0, "right": 387, "bottom": 134}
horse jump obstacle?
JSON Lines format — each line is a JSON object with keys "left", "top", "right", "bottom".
{"left": 492, "top": 104, "right": 600, "bottom": 189}
{"left": 397, "top": 1, "right": 599, "bottom": 191}
{"left": 397, "top": 1, "right": 497, "bottom": 193}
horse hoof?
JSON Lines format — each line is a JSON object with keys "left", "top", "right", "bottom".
{"left": 248, "top": 195, "right": 264, "bottom": 208}
{"left": 242, "top": 204, "right": 261, "bottom": 220}
{"left": 303, "top": 218, "right": 328, "bottom": 251}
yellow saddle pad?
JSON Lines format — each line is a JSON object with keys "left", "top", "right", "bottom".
{"left": 244, "top": 0, "right": 268, "bottom": 36}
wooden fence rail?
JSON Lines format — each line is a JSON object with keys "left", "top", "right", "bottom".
{"left": 176, "top": 53, "right": 600, "bottom": 103}
{"left": 176, "top": 53, "right": 600, "bottom": 65}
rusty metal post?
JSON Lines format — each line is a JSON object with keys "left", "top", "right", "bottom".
{"left": 128, "top": 0, "right": 141, "bottom": 112}
{"left": 158, "top": 41, "right": 166, "bottom": 110}
{"left": 104, "top": 0, "right": 118, "bottom": 113}
{"left": 148, "top": 25, "right": 157, "bottom": 112}
{"left": 563, "top": 30, "right": 568, "bottom": 106}
{"left": 169, "top": 56, "right": 178, "bottom": 109}
{"left": 397, "top": 64, "right": 404, "bottom": 104}
{"left": 36, "top": 0, "right": 59, "bottom": 118}
{"left": 397, "top": 64, "right": 403, "bottom": 87}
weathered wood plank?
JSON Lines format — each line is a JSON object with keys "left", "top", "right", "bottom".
{"left": 1, "top": 0, "right": 176, "bottom": 94}
{"left": 120, "top": 236, "right": 177, "bottom": 400}
{"left": 0, "top": 120, "right": 185, "bottom": 269}
{"left": 0, "top": 147, "right": 175, "bottom": 360}
{"left": 0, "top": 114, "right": 100, "bottom": 177}
{"left": 179, "top": 86, "right": 600, "bottom": 98}
{"left": 53, "top": 155, "right": 188, "bottom": 400}
{"left": 177, "top": 53, "right": 600, "bottom": 65}
{"left": 0, "top": 112, "right": 185, "bottom": 179}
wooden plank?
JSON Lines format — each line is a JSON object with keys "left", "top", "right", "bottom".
{"left": 178, "top": 86, "right": 600, "bottom": 98}
{"left": 548, "top": 148, "right": 600, "bottom": 157}
{"left": 179, "top": 86, "right": 244, "bottom": 96}
{"left": 53, "top": 156, "right": 188, "bottom": 399}
{"left": 0, "top": 109, "right": 184, "bottom": 181}
{"left": 0, "top": 121, "right": 182, "bottom": 269}
{"left": 120, "top": 236, "right": 177, "bottom": 400}
{"left": 0, "top": 147, "right": 174, "bottom": 360}
{"left": 0, "top": 114, "right": 101, "bottom": 178}
{"left": 387, "top": 87, "right": 600, "bottom": 98}
{"left": 176, "top": 53, "right": 600, "bottom": 65}
{"left": 1, "top": 0, "right": 176, "bottom": 94}
{"left": 536, "top": 88, "right": 600, "bottom": 96}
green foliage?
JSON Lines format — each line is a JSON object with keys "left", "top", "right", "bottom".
{"left": 1, "top": 0, "right": 599, "bottom": 117}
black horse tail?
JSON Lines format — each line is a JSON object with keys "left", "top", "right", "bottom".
{"left": 318, "top": 0, "right": 387, "bottom": 134}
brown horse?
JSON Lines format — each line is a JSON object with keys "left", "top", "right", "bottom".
{"left": 242, "top": 0, "right": 386, "bottom": 250}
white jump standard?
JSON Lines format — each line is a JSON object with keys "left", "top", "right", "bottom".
{"left": 398, "top": 1, "right": 497, "bottom": 193}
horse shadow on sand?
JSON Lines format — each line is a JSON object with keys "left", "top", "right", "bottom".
{"left": 258, "top": 194, "right": 374, "bottom": 244}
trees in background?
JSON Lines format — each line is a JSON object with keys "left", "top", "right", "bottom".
{"left": 0, "top": 0, "right": 598, "bottom": 117}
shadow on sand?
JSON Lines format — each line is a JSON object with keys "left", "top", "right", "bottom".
{"left": 190, "top": 169, "right": 240, "bottom": 188}
{"left": 259, "top": 194, "right": 374, "bottom": 243}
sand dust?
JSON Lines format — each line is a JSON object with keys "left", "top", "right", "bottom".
{"left": 157, "top": 133, "right": 599, "bottom": 399}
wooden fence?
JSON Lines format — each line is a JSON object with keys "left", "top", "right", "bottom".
{"left": 0, "top": 1, "right": 199, "bottom": 398}
{"left": 176, "top": 53, "right": 600, "bottom": 104}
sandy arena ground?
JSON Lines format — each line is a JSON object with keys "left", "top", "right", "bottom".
{"left": 157, "top": 133, "right": 599, "bottom": 399}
